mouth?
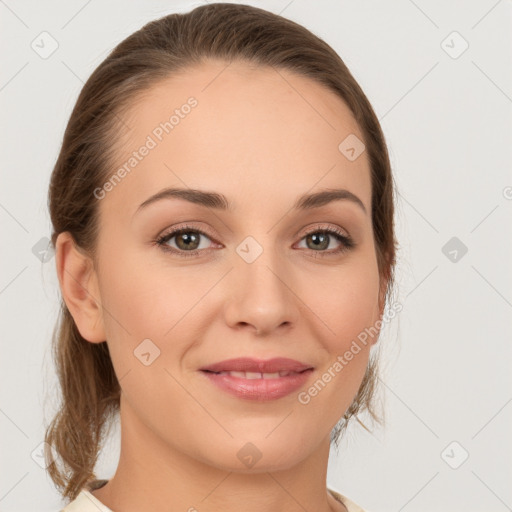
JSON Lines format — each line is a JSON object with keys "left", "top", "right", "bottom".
{"left": 199, "top": 356, "right": 314, "bottom": 375}
{"left": 198, "top": 358, "right": 315, "bottom": 401}
{"left": 200, "top": 368, "right": 314, "bottom": 401}
{"left": 201, "top": 369, "right": 312, "bottom": 379}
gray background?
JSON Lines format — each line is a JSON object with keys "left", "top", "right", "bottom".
{"left": 1, "top": 1, "right": 511, "bottom": 511}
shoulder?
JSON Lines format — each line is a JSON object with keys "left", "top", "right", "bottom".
{"left": 59, "top": 490, "right": 113, "bottom": 512}
{"left": 328, "top": 487, "right": 370, "bottom": 512}
{"left": 59, "top": 483, "right": 365, "bottom": 512}
{"left": 59, "top": 480, "right": 112, "bottom": 512}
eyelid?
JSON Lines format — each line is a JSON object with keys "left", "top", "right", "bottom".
{"left": 158, "top": 221, "right": 350, "bottom": 241}
{"left": 298, "top": 222, "right": 350, "bottom": 239}
{"left": 157, "top": 222, "right": 218, "bottom": 242}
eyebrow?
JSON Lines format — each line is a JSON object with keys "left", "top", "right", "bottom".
{"left": 135, "top": 187, "right": 367, "bottom": 215}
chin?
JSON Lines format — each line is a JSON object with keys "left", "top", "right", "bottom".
{"left": 195, "top": 434, "right": 314, "bottom": 473}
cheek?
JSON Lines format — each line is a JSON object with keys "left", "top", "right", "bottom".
{"left": 95, "top": 242, "right": 216, "bottom": 386}
{"left": 297, "top": 263, "right": 380, "bottom": 425}
{"left": 96, "top": 240, "right": 191, "bottom": 335}
{"left": 94, "top": 249, "right": 193, "bottom": 414}
{"left": 93, "top": 243, "right": 177, "bottom": 371}
{"left": 303, "top": 254, "right": 380, "bottom": 390}
{"left": 312, "top": 255, "right": 381, "bottom": 348}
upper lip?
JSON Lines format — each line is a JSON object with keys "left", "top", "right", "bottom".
{"left": 200, "top": 357, "right": 314, "bottom": 374}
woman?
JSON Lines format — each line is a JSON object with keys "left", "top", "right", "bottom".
{"left": 46, "top": 3, "right": 398, "bottom": 511}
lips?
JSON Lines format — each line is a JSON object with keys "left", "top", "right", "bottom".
{"left": 200, "top": 357, "right": 314, "bottom": 374}
{"left": 200, "top": 358, "right": 315, "bottom": 400}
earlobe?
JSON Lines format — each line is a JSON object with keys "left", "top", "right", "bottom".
{"left": 55, "top": 232, "right": 106, "bottom": 343}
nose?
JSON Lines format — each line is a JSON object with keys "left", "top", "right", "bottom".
{"left": 223, "top": 247, "right": 300, "bottom": 336}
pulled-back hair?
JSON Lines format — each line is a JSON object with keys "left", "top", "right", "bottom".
{"left": 45, "top": 2, "right": 397, "bottom": 501}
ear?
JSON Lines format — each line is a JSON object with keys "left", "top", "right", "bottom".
{"left": 370, "top": 273, "right": 390, "bottom": 346}
{"left": 378, "top": 273, "right": 389, "bottom": 319}
{"left": 55, "top": 232, "right": 106, "bottom": 343}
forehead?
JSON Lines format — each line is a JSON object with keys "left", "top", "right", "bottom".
{"left": 103, "top": 60, "right": 371, "bottom": 218}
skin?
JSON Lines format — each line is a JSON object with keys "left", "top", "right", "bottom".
{"left": 56, "top": 60, "right": 387, "bottom": 512}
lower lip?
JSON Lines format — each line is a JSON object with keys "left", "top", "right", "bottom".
{"left": 200, "top": 369, "right": 314, "bottom": 401}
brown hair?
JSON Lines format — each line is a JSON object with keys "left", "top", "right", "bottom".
{"left": 45, "top": 2, "right": 398, "bottom": 501}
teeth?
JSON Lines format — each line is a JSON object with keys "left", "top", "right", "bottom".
{"left": 217, "top": 370, "right": 295, "bottom": 379}
{"left": 229, "top": 371, "right": 247, "bottom": 378}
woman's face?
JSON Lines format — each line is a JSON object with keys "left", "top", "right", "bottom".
{"left": 83, "top": 60, "right": 385, "bottom": 471}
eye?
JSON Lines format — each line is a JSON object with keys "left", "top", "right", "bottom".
{"left": 154, "top": 224, "right": 355, "bottom": 258}
{"left": 155, "top": 224, "right": 216, "bottom": 258}
{"left": 295, "top": 226, "right": 355, "bottom": 257}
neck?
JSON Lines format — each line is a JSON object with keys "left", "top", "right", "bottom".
{"left": 91, "top": 395, "right": 346, "bottom": 512}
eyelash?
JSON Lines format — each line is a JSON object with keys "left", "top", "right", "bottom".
{"left": 154, "top": 223, "right": 355, "bottom": 259}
